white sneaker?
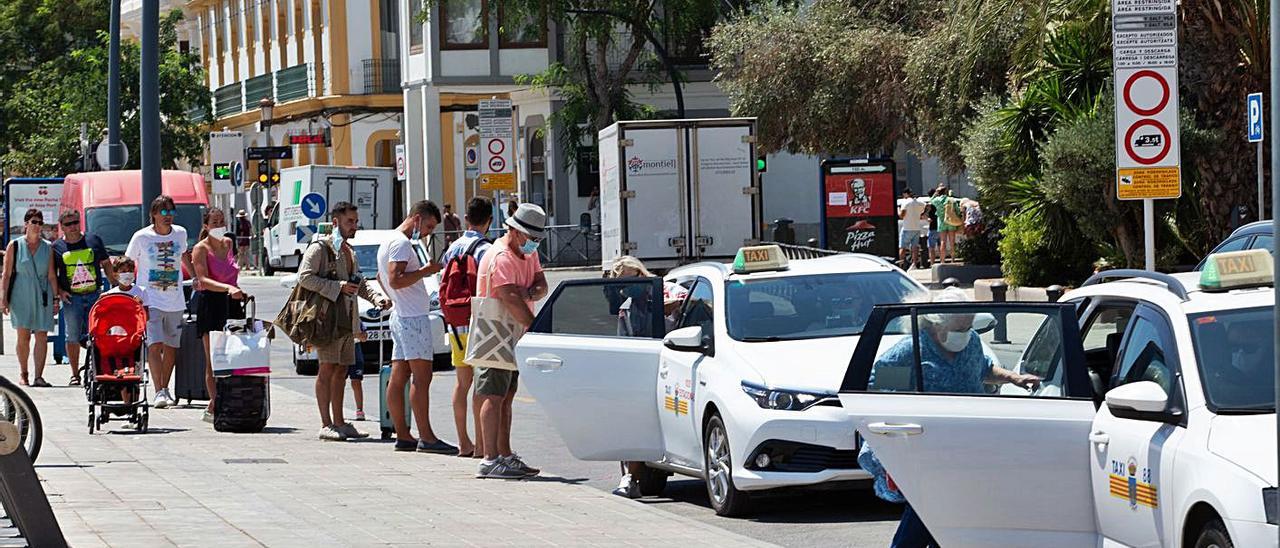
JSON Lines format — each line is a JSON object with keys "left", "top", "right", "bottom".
{"left": 153, "top": 389, "right": 171, "bottom": 409}
{"left": 164, "top": 390, "right": 178, "bottom": 408}
{"left": 318, "top": 426, "right": 347, "bottom": 441}
{"left": 613, "top": 474, "right": 641, "bottom": 499}
{"left": 337, "top": 422, "right": 369, "bottom": 439}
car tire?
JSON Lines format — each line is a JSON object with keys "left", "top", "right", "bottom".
{"left": 1194, "top": 517, "right": 1233, "bottom": 548}
{"left": 634, "top": 464, "right": 669, "bottom": 497}
{"left": 703, "top": 414, "right": 751, "bottom": 517}
{"left": 261, "top": 251, "right": 275, "bottom": 276}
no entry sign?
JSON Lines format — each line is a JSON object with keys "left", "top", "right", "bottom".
{"left": 1113, "top": 0, "right": 1181, "bottom": 200}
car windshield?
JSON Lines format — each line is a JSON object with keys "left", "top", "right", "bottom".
{"left": 1189, "top": 307, "right": 1276, "bottom": 413}
{"left": 725, "top": 271, "right": 923, "bottom": 341}
{"left": 87, "top": 204, "right": 205, "bottom": 254}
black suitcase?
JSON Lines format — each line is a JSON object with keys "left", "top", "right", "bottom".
{"left": 173, "top": 315, "right": 209, "bottom": 404}
{"left": 214, "top": 375, "right": 270, "bottom": 433}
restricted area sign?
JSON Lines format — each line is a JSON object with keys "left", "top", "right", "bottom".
{"left": 479, "top": 99, "right": 516, "bottom": 192}
{"left": 1113, "top": 0, "right": 1181, "bottom": 200}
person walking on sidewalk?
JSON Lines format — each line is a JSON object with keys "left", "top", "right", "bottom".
{"left": 297, "top": 202, "right": 390, "bottom": 441}
{"left": 442, "top": 204, "right": 462, "bottom": 246}
{"left": 125, "top": 197, "right": 189, "bottom": 407}
{"left": 0, "top": 209, "right": 61, "bottom": 387}
{"left": 897, "top": 189, "right": 926, "bottom": 270}
{"left": 440, "top": 196, "right": 494, "bottom": 458}
{"left": 192, "top": 208, "right": 250, "bottom": 423}
{"left": 234, "top": 210, "right": 253, "bottom": 270}
{"left": 378, "top": 200, "right": 457, "bottom": 454}
{"left": 52, "top": 210, "right": 116, "bottom": 386}
{"left": 474, "top": 203, "right": 547, "bottom": 480}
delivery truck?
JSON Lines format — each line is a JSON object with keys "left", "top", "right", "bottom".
{"left": 597, "top": 118, "right": 763, "bottom": 270}
{"left": 263, "top": 165, "right": 396, "bottom": 274}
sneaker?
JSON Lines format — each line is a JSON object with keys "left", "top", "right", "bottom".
{"left": 202, "top": 410, "right": 214, "bottom": 424}
{"left": 337, "top": 423, "right": 369, "bottom": 439}
{"left": 353, "top": 410, "right": 366, "bottom": 421}
{"left": 318, "top": 426, "right": 347, "bottom": 441}
{"left": 476, "top": 459, "right": 527, "bottom": 480}
{"left": 612, "top": 474, "right": 641, "bottom": 499}
{"left": 417, "top": 439, "right": 459, "bottom": 454}
{"left": 154, "top": 389, "right": 171, "bottom": 409}
{"left": 504, "top": 454, "right": 541, "bottom": 477}
{"left": 394, "top": 438, "right": 418, "bottom": 451}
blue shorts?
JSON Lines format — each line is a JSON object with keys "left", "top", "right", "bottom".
{"left": 63, "top": 291, "right": 101, "bottom": 345}
{"left": 348, "top": 342, "right": 365, "bottom": 380}
{"left": 928, "top": 231, "right": 941, "bottom": 247}
{"left": 899, "top": 230, "right": 921, "bottom": 249}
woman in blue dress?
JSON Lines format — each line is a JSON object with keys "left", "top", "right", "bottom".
{"left": 0, "top": 209, "right": 62, "bottom": 387}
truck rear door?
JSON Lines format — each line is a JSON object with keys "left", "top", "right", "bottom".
{"left": 620, "top": 127, "right": 687, "bottom": 263}
{"left": 692, "top": 125, "right": 757, "bottom": 259}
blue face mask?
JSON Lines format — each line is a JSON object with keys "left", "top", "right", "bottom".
{"left": 332, "top": 232, "right": 344, "bottom": 252}
{"left": 521, "top": 239, "right": 540, "bottom": 255}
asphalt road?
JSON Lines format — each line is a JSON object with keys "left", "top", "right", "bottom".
{"left": 237, "top": 271, "right": 902, "bottom": 547}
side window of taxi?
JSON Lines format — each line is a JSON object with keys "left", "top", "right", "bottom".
{"left": 864, "top": 306, "right": 1081, "bottom": 398}
{"left": 677, "top": 278, "right": 715, "bottom": 338}
{"left": 535, "top": 280, "right": 665, "bottom": 338}
{"left": 1113, "top": 312, "right": 1177, "bottom": 395}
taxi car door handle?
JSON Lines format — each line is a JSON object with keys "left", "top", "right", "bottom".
{"left": 867, "top": 422, "right": 923, "bottom": 436}
{"left": 526, "top": 357, "right": 563, "bottom": 371}
{"left": 1088, "top": 431, "right": 1110, "bottom": 447}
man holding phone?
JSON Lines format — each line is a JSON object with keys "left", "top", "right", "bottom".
{"left": 378, "top": 200, "right": 457, "bottom": 454}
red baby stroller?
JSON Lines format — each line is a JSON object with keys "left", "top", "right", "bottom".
{"left": 82, "top": 293, "right": 150, "bottom": 433}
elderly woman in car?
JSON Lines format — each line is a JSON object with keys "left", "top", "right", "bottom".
{"left": 859, "top": 289, "right": 1041, "bottom": 547}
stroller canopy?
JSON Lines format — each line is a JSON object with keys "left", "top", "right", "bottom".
{"left": 89, "top": 293, "right": 147, "bottom": 359}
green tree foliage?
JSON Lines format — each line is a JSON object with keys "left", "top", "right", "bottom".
{"left": 1, "top": 10, "right": 211, "bottom": 176}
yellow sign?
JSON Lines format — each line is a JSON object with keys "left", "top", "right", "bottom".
{"left": 1117, "top": 167, "right": 1181, "bottom": 200}
{"left": 479, "top": 173, "right": 516, "bottom": 192}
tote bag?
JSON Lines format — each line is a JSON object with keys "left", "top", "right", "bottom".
{"left": 462, "top": 250, "right": 524, "bottom": 371}
{"left": 212, "top": 297, "right": 272, "bottom": 376}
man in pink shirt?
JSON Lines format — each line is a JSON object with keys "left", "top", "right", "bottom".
{"left": 474, "top": 203, "right": 548, "bottom": 480}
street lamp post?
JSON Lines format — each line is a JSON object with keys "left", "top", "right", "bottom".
{"left": 140, "top": 0, "right": 160, "bottom": 224}
{"left": 255, "top": 97, "right": 275, "bottom": 272}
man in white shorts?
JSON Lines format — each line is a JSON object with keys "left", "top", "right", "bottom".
{"left": 125, "top": 196, "right": 188, "bottom": 409}
{"left": 378, "top": 200, "right": 458, "bottom": 454}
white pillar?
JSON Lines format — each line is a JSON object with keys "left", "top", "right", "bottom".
{"left": 419, "top": 85, "right": 444, "bottom": 204}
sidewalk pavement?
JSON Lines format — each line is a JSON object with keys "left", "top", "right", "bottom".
{"left": 7, "top": 361, "right": 769, "bottom": 547}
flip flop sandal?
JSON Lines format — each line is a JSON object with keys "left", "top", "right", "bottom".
{"left": 19, "top": 374, "right": 29, "bottom": 386}
{"left": 68, "top": 376, "right": 81, "bottom": 386}
{"left": 32, "top": 377, "right": 52, "bottom": 388}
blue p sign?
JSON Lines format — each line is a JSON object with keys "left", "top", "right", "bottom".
{"left": 1248, "top": 93, "right": 1264, "bottom": 142}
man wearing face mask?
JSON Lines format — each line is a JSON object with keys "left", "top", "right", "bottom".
{"left": 1217, "top": 321, "right": 1274, "bottom": 407}
{"left": 377, "top": 200, "right": 457, "bottom": 454}
{"left": 297, "top": 201, "right": 391, "bottom": 441}
{"left": 473, "top": 203, "right": 548, "bottom": 479}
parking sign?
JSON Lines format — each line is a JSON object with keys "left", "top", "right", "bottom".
{"left": 1248, "top": 93, "right": 1264, "bottom": 142}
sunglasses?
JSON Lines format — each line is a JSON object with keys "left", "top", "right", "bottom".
{"left": 157, "top": 209, "right": 176, "bottom": 217}
{"left": 27, "top": 220, "right": 44, "bottom": 226}
{"left": 62, "top": 220, "right": 80, "bottom": 228}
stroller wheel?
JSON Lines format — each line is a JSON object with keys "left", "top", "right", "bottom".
{"left": 87, "top": 409, "right": 95, "bottom": 434}
{"left": 139, "top": 412, "right": 149, "bottom": 433}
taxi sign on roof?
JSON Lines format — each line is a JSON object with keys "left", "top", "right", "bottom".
{"left": 1199, "top": 249, "right": 1273, "bottom": 291}
{"left": 733, "top": 245, "right": 788, "bottom": 274}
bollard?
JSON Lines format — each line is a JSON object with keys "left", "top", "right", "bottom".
{"left": 990, "top": 281, "right": 1010, "bottom": 344}
{"left": 771, "top": 218, "right": 796, "bottom": 245}
{"left": 942, "top": 277, "right": 961, "bottom": 289}
{"left": 1046, "top": 285, "right": 1065, "bottom": 302}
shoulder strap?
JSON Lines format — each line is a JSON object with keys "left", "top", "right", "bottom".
{"left": 478, "top": 247, "right": 506, "bottom": 296}
{"left": 463, "top": 237, "right": 488, "bottom": 259}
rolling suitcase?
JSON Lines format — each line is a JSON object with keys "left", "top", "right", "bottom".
{"left": 214, "top": 375, "right": 270, "bottom": 433}
{"left": 378, "top": 364, "right": 412, "bottom": 440}
{"left": 173, "top": 314, "right": 209, "bottom": 405}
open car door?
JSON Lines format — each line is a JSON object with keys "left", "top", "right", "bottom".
{"left": 838, "top": 302, "right": 1099, "bottom": 548}
{"left": 516, "top": 278, "right": 667, "bottom": 461}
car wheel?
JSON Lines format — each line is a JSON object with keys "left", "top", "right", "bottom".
{"left": 703, "top": 414, "right": 750, "bottom": 517}
{"left": 634, "top": 464, "right": 669, "bottom": 497}
{"left": 1194, "top": 517, "right": 1233, "bottom": 548}
{"left": 261, "top": 251, "right": 275, "bottom": 276}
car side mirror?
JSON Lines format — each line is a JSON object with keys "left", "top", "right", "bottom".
{"left": 664, "top": 326, "right": 706, "bottom": 353}
{"left": 973, "top": 313, "right": 997, "bottom": 334}
{"left": 1105, "top": 381, "right": 1169, "bottom": 415}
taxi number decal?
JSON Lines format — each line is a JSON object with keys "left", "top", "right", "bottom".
{"left": 1108, "top": 458, "right": 1157, "bottom": 510}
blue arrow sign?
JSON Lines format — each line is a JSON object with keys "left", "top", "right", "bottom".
{"left": 296, "top": 224, "right": 318, "bottom": 243}
{"left": 1248, "top": 93, "right": 1264, "bottom": 143}
{"left": 231, "top": 161, "right": 245, "bottom": 187}
{"left": 301, "top": 192, "right": 326, "bottom": 220}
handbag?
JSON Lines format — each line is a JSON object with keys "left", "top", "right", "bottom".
{"left": 462, "top": 249, "right": 524, "bottom": 371}
{"left": 212, "top": 297, "right": 272, "bottom": 376}
{"left": 274, "top": 241, "right": 350, "bottom": 348}
{"left": 943, "top": 199, "right": 965, "bottom": 227}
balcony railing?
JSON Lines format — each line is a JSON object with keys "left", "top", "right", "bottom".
{"left": 359, "top": 59, "right": 400, "bottom": 95}
{"left": 208, "top": 63, "right": 319, "bottom": 119}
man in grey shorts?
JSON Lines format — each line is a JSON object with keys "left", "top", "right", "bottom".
{"left": 125, "top": 196, "right": 190, "bottom": 408}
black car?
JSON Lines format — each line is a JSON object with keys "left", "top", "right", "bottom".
{"left": 1196, "top": 221, "right": 1273, "bottom": 270}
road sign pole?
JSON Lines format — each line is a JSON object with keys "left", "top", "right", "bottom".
{"left": 1260, "top": 140, "right": 1266, "bottom": 221}
{"left": 1143, "top": 199, "right": 1155, "bottom": 271}
{"left": 140, "top": 0, "right": 160, "bottom": 225}
{"left": 107, "top": 0, "right": 122, "bottom": 170}
{"left": 1270, "top": 0, "right": 1279, "bottom": 537}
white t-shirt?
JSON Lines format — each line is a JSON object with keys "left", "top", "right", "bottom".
{"left": 106, "top": 284, "right": 145, "bottom": 300}
{"left": 898, "top": 198, "right": 927, "bottom": 231}
{"left": 377, "top": 231, "right": 431, "bottom": 318}
{"left": 125, "top": 225, "right": 189, "bottom": 312}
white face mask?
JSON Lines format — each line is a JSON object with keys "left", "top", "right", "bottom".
{"left": 118, "top": 272, "right": 135, "bottom": 286}
{"left": 208, "top": 227, "right": 228, "bottom": 239}
{"left": 939, "top": 330, "right": 970, "bottom": 352}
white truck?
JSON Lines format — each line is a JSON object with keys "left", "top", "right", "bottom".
{"left": 263, "top": 165, "right": 396, "bottom": 274}
{"left": 598, "top": 118, "right": 763, "bottom": 270}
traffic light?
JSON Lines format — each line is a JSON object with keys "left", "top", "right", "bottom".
{"left": 756, "top": 156, "right": 768, "bottom": 173}
{"left": 257, "top": 160, "right": 269, "bottom": 185}
{"left": 270, "top": 170, "right": 280, "bottom": 185}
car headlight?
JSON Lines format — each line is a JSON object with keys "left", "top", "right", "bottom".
{"left": 1264, "top": 487, "right": 1277, "bottom": 525}
{"left": 741, "top": 381, "right": 832, "bottom": 411}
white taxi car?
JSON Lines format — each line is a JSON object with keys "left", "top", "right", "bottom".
{"left": 839, "top": 249, "right": 1277, "bottom": 547}
{"left": 516, "top": 245, "right": 926, "bottom": 516}
{"left": 281, "top": 229, "right": 450, "bottom": 374}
